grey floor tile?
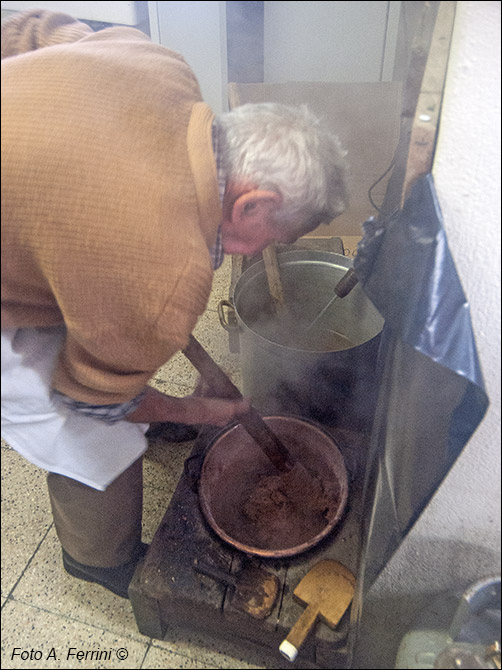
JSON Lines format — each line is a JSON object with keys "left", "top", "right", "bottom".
{"left": 152, "top": 308, "right": 242, "bottom": 393}
{"left": 10, "top": 527, "right": 148, "bottom": 644}
{"left": 149, "top": 373, "right": 194, "bottom": 396}
{"left": 142, "top": 644, "right": 218, "bottom": 669}
{"left": 1, "top": 450, "right": 53, "bottom": 598}
{"left": 142, "top": 479, "right": 180, "bottom": 546}
{"left": 191, "top": 309, "right": 242, "bottom": 387}
{"left": 152, "top": 624, "right": 277, "bottom": 669}
{"left": 206, "top": 255, "right": 233, "bottom": 312}
{"left": 143, "top": 438, "right": 195, "bottom": 499}
{"left": 1, "top": 599, "right": 148, "bottom": 669}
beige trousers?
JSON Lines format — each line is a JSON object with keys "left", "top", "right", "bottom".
{"left": 47, "top": 458, "right": 143, "bottom": 567}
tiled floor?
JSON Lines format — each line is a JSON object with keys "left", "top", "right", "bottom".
{"left": 1, "top": 257, "right": 280, "bottom": 669}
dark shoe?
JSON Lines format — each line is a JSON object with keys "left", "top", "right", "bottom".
{"left": 146, "top": 421, "right": 200, "bottom": 442}
{"left": 62, "top": 542, "right": 149, "bottom": 598}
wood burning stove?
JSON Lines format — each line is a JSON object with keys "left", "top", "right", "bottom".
{"left": 129, "top": 420, "right": 370, "bottom": 669}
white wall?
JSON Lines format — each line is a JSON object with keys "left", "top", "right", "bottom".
{"left": 355, "top": 3, "right": 501, "bottom": 666}
{"left": 431, "top": 0, "right": 501, "bottom": 554}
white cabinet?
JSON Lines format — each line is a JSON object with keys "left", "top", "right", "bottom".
{"left": 264, "top": 1, "right": 401, "bottom": 83}
{"left": 149, "top": 1, "right": 228, "bottom": 114}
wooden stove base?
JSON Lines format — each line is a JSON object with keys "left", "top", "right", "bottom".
{"left": 129, "top": 426, "right": 367, "bottom": 669}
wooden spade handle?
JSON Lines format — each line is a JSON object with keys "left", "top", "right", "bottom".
{"left": 182, "top": 335, "right": 293, "bottom": 472}
{"left": 279, "top": 604, "right": 320, "bottom": 662}
{"left": 262, "top": 244, "right": 288, "bottom": 313}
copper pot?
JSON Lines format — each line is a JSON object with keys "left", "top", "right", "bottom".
{"left": 198, "top": 416, "right": 349, "bottom": 558}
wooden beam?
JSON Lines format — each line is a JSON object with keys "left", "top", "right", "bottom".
{"left": 400, "top": 1, "right": 456, "bottom": 206}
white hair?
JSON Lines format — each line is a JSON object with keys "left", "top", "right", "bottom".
{"left": 215, "top": 102, "right": 348, "bottom": 233}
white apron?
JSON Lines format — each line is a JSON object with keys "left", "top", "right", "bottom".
{"left": 1, "top": 326, "right": 149, "bottom": 490}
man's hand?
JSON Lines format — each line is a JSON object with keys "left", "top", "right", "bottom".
{"left": 125, "top": 386, "right": 250, "bottom": 427}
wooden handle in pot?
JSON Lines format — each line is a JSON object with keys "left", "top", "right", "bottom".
{"left": 182, "top": 335, "right": 293, "bottom": 472}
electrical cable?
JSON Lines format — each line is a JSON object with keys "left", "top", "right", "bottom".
{"left": 367, "top": 158, "right": 396, "bottom": 213}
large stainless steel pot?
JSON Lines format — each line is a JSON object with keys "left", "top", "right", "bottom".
{"left": 219, "top": 250, "right": 384, "bottom": 431}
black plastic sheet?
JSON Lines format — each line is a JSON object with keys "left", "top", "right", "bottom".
{"left": 348, "top": 174, "right": 489, "bottom": 653}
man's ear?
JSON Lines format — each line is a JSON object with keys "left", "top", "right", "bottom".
{"left": 231, "top": 189, "right": 282, "bottom": 226}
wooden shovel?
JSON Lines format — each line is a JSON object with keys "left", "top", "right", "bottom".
{"left": 279, "top": 560, "right": 355, "bottom": 662}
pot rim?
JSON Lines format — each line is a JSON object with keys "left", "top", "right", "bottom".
{"left": 230, "top": 250, "right": 384, "bottom": 354}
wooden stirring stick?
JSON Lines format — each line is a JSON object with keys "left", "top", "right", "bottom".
{"left": 182, "top": 335, "right": 294, "bottom": 472}
{"left": 262, "top": 243, "right": 290, "bottom": 317}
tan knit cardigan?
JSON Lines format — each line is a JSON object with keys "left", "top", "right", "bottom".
{"left": 1, "top": 11, "right": 221, "bottom": 404}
